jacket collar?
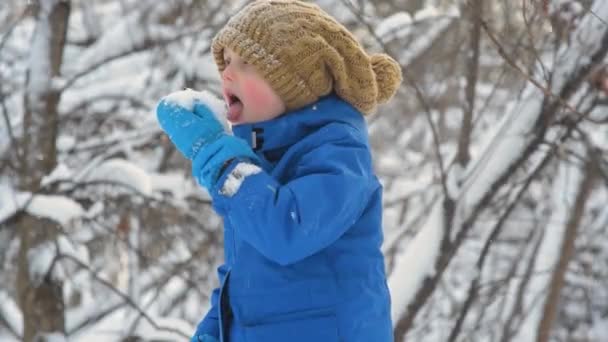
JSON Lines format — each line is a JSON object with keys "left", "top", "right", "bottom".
{"left": 232, "top": 94, "right": 365, "bottom": 153}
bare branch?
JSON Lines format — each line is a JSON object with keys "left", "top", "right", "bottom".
{"left": 60, "top": 29, "right": 203, "bottom": 93}
{"left": 61, "top": 94, "right": 149, "bottom": 118}
{"left": 394, "top": 6, "right": 608, "bottom": 337}
{"left": 536, "top": 156, "right": 597, "bottom": 342}
{"left": 456, "top": 0, "right": 482, "bottom": 167}
{"left": 448, "top": 120, "right": 573, "bottom": 341}
{"left": 59, "top": 254, "right": 190, "bottom": 339}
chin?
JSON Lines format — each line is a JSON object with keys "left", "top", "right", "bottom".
{"left": 229, "top": 116, "right": 246, "bottom": 125}
{"left": 228, "top": 111, "right": 245, "bottom": 125}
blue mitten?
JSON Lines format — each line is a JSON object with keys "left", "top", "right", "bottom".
{"left": 156, "top": 90, "right": 259, "bottom": 191}
{"left": 156, "top": 100, "right": 222, "bottom": 160}
{"left": 190, "top": 333, "right": 219, "bottom": 342}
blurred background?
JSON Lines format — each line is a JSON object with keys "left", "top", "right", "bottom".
{"left": 1, "top": 0, "right": 607, "bottom": 341}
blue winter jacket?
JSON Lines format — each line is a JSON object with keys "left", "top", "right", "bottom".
{"left": 195, "top": 95, "right": 392, "bottom": 342}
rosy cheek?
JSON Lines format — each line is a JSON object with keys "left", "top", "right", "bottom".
{"left": 241, "top": 77, "right": 276, "bottom": 108}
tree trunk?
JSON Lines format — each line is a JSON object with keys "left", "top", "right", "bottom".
{"left": 16, "top": 1, "right": 70, "bottom": 341}
{"left": 536, "top": 160, "right": 597, "bottom": 342}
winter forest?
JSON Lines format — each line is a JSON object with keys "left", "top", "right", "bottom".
{"left": 1, "top": 0, "right": 608, "bottom": 341}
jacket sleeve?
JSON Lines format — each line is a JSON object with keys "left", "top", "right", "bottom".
{"left": 211, "top": 132, "right": 376, "bottom": 266}
{"left": 193, "top": 263, "right": 228, "bottom": 339}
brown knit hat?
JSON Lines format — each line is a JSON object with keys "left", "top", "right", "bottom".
{"left": 212, "top": 0, "right": 402, "bottom": 115}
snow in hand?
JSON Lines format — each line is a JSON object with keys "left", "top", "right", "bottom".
{"left": 161, "top": 89, "right": 230, "bottom": 132}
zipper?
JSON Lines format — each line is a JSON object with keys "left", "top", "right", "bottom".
{"left": 218, "top": 269, "right": 231, "bottom": 342}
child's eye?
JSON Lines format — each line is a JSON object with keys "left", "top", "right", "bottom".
{"left": 224, "top": 57, "right": 231, "bottom": 65}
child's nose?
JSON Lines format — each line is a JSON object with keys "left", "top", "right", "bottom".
{"left": 222, "top": 65, "right": 235, "bottom": 82}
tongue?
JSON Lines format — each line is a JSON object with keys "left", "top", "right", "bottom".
{"left": 227, "top": 101, "right": 243, "bottom": 121}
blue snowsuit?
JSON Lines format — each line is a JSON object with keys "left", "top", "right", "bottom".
{"left": 196, "top": 94, "right": 392, "bottom": 342}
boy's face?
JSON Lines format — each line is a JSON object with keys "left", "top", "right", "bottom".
{"left": 221, "top": 49, "right": 286, "bottom": 125}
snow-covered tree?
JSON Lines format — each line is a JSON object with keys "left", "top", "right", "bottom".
{"left": 1, "top": 0, "right": 607, "bottom": 341}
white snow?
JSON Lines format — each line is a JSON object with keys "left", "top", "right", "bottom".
{"left": 84, "top": 158, "right": 152, "bottom": 196}
{"left": 55, "top": 135, "right": 77, "bottom": 151}
{"left": 67, "top": 123, "right": 158, "bottom": 155}
{"left": 84, "top": 201, "right": 105, "bottom": 219}
{"left": 383, "top": 175, "right": 432, "bottom": 203}
{"left": 171, "top": 43, "right": 221, "bottom": 83}
{"left": 26, "top": 235, "right": 84, "bottom": 288}
{"left": 414, "top": 6, "right": 441, "bottom": 21}
{"left": 388, "top": 0, "right": 608, "bottom": 332}
{"left": 389, "top": 200, "right": 443, "bottom": 323}
{"left": 38, "top": 332, "right": 67, "bottom": 342}
{"left": 41, "top": 163, "right": 73, "bottom": 187}
{"left": 0, "top": 182, "right": 18, "bottom": 223}
{"left": 0, "top": 189, "right": 84, "bottom": 226}
{"left": 149, "top": 171, "right": 202, "bottom": 200}
{"left": 131, "top": 315, "right": 193, "bottom": 341}
{"left": 161, "top": 88, "right": 229, "bottom": 132}
{"left": 220, "top": 162, "right": 262, "bottom": 196}
{"left": 460, "top": 0, "right": 608, "bottom": 215}
{"left": 23, "top": 194, "right": 85, "bottom": 225}
{"left": 376, "top": 12, "right": 413, "bottom": 38}
{"left": 59, "top": 66, "right": 151, "bottom": 115}
{"left": 26, "top": 0, "right": 56, "bottom": 98}
{"left": 376, "top": 5, "right": 458, "bottom": 43}
{"left": 57, "top": 235, "right": 90, "bottom": 265}
{"left": 398, "top": 16, "right": 454, "bottom": 65}
{"left": 0, "top": 291, "right": 23, "bottom": 337}
{"left": 51, "top": 76, "right": 67, "bottom": 91}
{"left": 69, "top": 9, "right": 174, "bottom": 78}
{"left": 71, "top": 310, "right": 192, "bottom": 342}
{"left": 28, "top": 241, "right": 62, "bottom": 286}
{"left": 590, "top": 315, "right": 608, "bottom": 341}
{"left": 513, "top": 161, "right": 581, "bottom": 341}
{"left": 459, "top": 92, "right": 542, "bottom": 211}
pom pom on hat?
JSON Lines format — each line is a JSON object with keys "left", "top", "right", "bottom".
{"left": 212, "top": 0, "right": 403, "bottom": 115}
{"left": 371, "top": 53, "right": 402, "bottom": 104}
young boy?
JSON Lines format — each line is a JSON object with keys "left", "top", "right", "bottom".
{"left": 156, "top": 1, "right": 402, "bottom": 341}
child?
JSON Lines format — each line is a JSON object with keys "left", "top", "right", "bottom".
{"left": 156, "top": 1, "right": 402, "bottom": 341}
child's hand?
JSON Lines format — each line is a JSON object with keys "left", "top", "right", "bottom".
{"left": 156, "top": 89, "right": 259, "bottom": 190}
{"left": 190, "top": 333, "right": 219, "bottom": 342}
{"left": 156, "top": 89, "right": 227, "bottom": 160}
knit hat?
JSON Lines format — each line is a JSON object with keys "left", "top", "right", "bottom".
{"left": 212, "top": 0, "right": 402, "bottom": 115}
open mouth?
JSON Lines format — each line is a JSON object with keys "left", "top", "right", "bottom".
{"left": 225, "top": 91, "right": 244, "bottom": 122}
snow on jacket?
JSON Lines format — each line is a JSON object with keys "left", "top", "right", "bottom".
{"left": 196, "top": 94, "right": 392, "bottom": 342}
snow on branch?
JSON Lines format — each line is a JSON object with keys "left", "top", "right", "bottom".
{"left": 0, "top": 291, "right": 23, "bottom": 339}
{"left": 390, "top": 1, "right": 608, "bottom": 337}
{"left": 459, "top": 0, "right": 608, "bottom": 215}
{"left": 83, "top": 158, "right": 152, "bottom": 196}
{"left": 37, "top": 332, "right": 66, "bottom": 342}
{"left": 63, "top": 3, "right": 199, "bottom": 91}
{"left": 28, "top": 234, "right": 89, "bottom": 287}
{"left": 27, "top": 0, "right": 58, "bottom": 100}
{"left": 512, "top": 159, "right": 584, "bottom": 340}
{"left": 0, "top": 184, "right": 84, "bottom": 226}
{"left": 389, "top": 200, "right": 444, "bottom": 323}
{"left": 375, "top": 5, "right": 459, "bottom": 41}
{"left": 59, "top": 253, "right": 191, "bottom": 340}
{"left": 374, "top": 5, "right": 458, "bottom": 65}
{"left": 28, "top": 240, "right": 61, "bottom": 286}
